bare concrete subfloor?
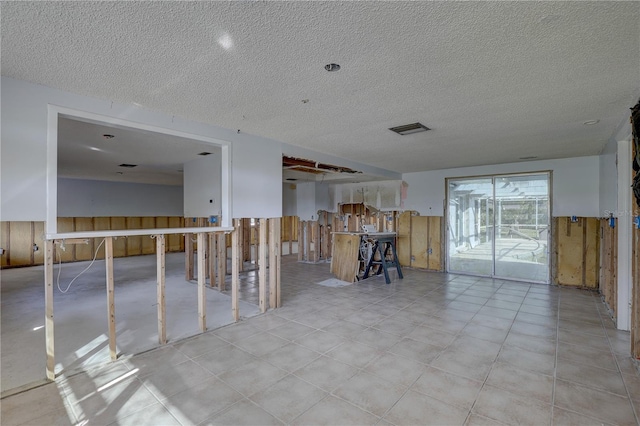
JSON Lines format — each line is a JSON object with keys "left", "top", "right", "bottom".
{"left": 1, "top": 253, "right": 260, "bottom": 393}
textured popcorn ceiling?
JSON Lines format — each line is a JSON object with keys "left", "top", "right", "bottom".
{"left": 2, "top": 1, "right": 639, "bottom": 175}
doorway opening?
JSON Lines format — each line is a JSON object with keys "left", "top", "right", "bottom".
{"left": 446, "top": 172, "right": 551, "bottom": 283}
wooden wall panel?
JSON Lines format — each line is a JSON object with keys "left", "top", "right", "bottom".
{"left": 397, "top": 211, "right": 412, "bottom": 267}
{"left": 1, "top": 221, "right": 10, "bottom": 267}
{"left": 74, "top": 218, "right": 95, "bottom": 261}
{"left": 168, "top": 217, "right": 183, "bottom": 252}
{"left": 33, "top": 222, "right": 45, "bottom": 265}
{"left": 110, "top": 217, "right": 127, "bottom": 258}
{"left": 9, "top": 222, "right": 33, "bottom": 266}
{"left": 600, "top": 219, "right": 618, "bottom": 315}
{"left": 141, "top": 217, "right": 156, "bottom": 254}
{"left": 330, "top": 233, "right": 360, "bottom": 282}
{"left": 428, "top": 216, "right": 443, "bottom": 271}
{"left": 57, "top": 218, "right": 75, "bottom": 262}
{"left": 126, "top": 217, "right": 142, "bottom": 256}
{"left": 410, "top": 216, "right": 429, "bottom": 269}
{"left": 554, "top": 217, "right": 600, "bottom": 288}
{"left": 93, "top": 217, "right": 111, "bottom": 260}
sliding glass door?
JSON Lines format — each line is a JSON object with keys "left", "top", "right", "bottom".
{"left": 447, "top": 173, "right": 550, "bottom": 283}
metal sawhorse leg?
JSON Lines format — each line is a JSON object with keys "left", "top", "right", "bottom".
{"left": 363, "top": 237, "right": 403, "bottom": 284}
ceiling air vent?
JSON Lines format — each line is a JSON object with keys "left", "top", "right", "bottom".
{"left": 119, "top": 163, "right": 138, "bottom": 168}
{"left": 198, "top": 152, "right": 212, "bottom": 156}
{"left": 389, "top": 122, "right": 431, "bottom": 135}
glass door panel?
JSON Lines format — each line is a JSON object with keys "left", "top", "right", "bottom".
{"left": 447, "top": 178, "right": 494, "bottom": 276}
{"left": 494, "top": 174, "right": 549, "bottom": 282}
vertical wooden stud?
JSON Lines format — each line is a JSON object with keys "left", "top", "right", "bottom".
{"left": 306, "top": 221, "right": 312, "bottom": 262}
{"left": 217, "top": 232, "right": 226, "bottom": 290}
{"left": 297, "top": 220, "right": 304, "bottom": 261}
{"left": 259, "top": 218, "right": 268, "bottom": 313}
{"left": 185, "top": 233, "right": 194, "bottom": 280}
{"left": 156, "top": 235, "right": 166, "bottom": 344}
{"left": 197, "top": 232, "right": 207, "bottom": 332}
{"left": 208, "top": 233, "right": 216, "bottom": 287}
{"left": 105, "top": 237, "right": 117, "bottom": 361}
{"left": 269, "top": 218, "right": 281, "bottom": 308}
{"left": 232, "top": 220, "right": 240, "bottom": 321}
{"left": 44, "top": 239, "right": 55, "bottom": 380}
{"left": 289, "top": 216, "right": 294, "bottom": 255}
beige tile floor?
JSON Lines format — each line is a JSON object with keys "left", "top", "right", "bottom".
{"left": 2, "top": 256, "right": 640, "bottom": 425}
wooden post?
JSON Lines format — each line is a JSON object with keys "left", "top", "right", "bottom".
{"left": 298, "top": 220, "right": 304, "bottom": 262}
{"left": 259, "top": 218, "right": 268, "bottom": 313}
{"left": 306, "top": 221, "right": 312, "bottom": 262}
{"left": 105, "top": 237, "right": 117, "bottom": 361}
{"left": 156, "top": 235, "right": 166, "bottom": 344}
{"left": 289, "top": 216, "right": 294, "bottom": 255}
{"left": 313, "top": 221, "right": 320, "bottom": 262}
{"left": 208, "top": 233, "right": 216, "bottom": 288}
{"left": 197, "top": 232, "right": 207, "bottom": 332}
{"left": 269, "top": 218, "right": 281, "bottom": 308}
{"left": 44, "top": 239, "right": 55, "bottom": 380}
{"left": 185, "top": 233, "right": 194, "bottom": 280}
{"left": 232, "top": 220, "right": 240, "bottom": 321}
{"left": 217, "top": 232, "right": 226, "bottom": 290}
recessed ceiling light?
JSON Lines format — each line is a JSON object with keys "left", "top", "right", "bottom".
{"left": 103, "top": 134, "right": 115, "bottom": 139}
{"left": 325, "top": 63, "right": 340, "bottom": 72}
{"left": 583, "top": 120, "right": 600, "bottom": 125}
{"left": 519, "top": 156, "right": 538, "bottom": 160}
{"left": 119, "top": 164, "right": 137, "bottom": 168}
{"left": 198, "top": 152, "right": 212, "bottom": 156}
{"left": 389, "top": 122, "right": 431, "bottom": 135}
{"left": 89, "top": 147, "right": 101, "bottom": 152}
{"left": 301, "top": 99, "right": 309, "bottom": 104}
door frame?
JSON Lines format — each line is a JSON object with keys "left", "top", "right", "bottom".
{"left": 445, "top": 170, "right": 553, "bottom": 284}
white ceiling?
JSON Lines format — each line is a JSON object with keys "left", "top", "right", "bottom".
{"left": 2, "top": 1, "right": 639, "bottom": 177}
{"left": 58, "top": 117, "right": 220, "bottom": 186}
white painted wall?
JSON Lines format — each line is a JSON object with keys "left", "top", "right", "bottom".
{"left": 403, "top": 156, "right": 600, "bottom": 217}
{"left": 315, "top": 183, "right": 331, "bottom": 213}
{"left": 0, "top": 77, "right": 285, "bottom": 223}
{"left": 599, "top": 139, "right": 618, "bottom": 217}
{"left": 231, "top": 136, "right": 282, "bottom": 219}
{"left": 282, "top": 183, "right": 297, "bottom": 216}
{"left": 184, "top": 153, "right": 221, "bottom": 218}
{"left": 296, "top": 182, "right": 317, "bottom": 220}
{"left": 58, "top": 178, "right": 183, "bottom": 217}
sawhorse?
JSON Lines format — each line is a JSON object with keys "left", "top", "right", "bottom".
{"left": 363, "top": 236, "right": 403, "bottom": 284}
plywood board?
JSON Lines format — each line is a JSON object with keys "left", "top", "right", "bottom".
{"left": 1, "top": 222, "right": 9, "bottom": 267}
{"left": 57, "top": 218, "right": 75, "bottom": 262}
{"left": 33, "top": 221, "right": 45, "bottom": 265}
{"left": 397, "top": 211, "right": 412, "bottom": 267}
{"left": 110, "top": 217, "right": 127, "bottom": 258}
{"left": 141, "top": 217, "right": 156, "bottom": 254}
{"left": 126, "top": 217, "right": 142, "bottom": 256}
{"left": 428, "top": 216, "right": 443, "bottom": 271}
{"left": 583, "top": 218, "right": 599, "bottom": 288}
{"left": 9, "top": 221, "right": 32, "bottom": 266}
{"left": 330, "top": 233, "right": 360, "bottom": 282}
{"left": 167, "top": 217, "right": 183, "bottom": 252}
{"left": 74, "top": 218, "right": 94, "bottom": 261}
{"left": 555, "top": 217, "right": 583, "bottom": 286}
{"left": 410, "top": 216, "right": 429, "bottom": 269}
{"left": 93, "top": 217, "right": 111, "bottom": 260}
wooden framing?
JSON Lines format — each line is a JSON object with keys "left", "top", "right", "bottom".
{"left": 232, "top": 219, "right": 240, "bottom": 321}
{"left": 156, "top": 235, "right": 166, "bottom": 344}
{"left": 208, "top": 233, "right": 216, "bottom": 288}
{"left": 313, "top": 221, "right": 320, "bottom": 262}
{"left": 185, "top": 233, "right": 194, "bottom": 280}
{"left": 554, "top": 217, "right": 600, "bottom": 288}
{"left": 297, "top": 219, "right": 303, "bottom": 262}
{"left": 600, "top": 218, "right": 618, "bottom": 316}
{"left": 105, "top": 237, "right": 117, "bottom": 361}
{"left": 269, "top": 218, "right": 281, "bottom": 308}
{"left": 42, "top": 225, "right": 234, "bottom": 381}
{"left": 197, "top": 232, "right": 207, "bottom": 332}
{"left": 217, "top": 232, "right": 226, "bottom": 290}
{"left": 259, "top": 218, "right": 268, "bottom": 313}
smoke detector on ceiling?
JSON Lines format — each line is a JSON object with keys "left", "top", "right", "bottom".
{"left": 389, "top": 122, "right": 431, "bottom": 135}
{"left": 325, "top": 63, "right": 340, "bottom": 72}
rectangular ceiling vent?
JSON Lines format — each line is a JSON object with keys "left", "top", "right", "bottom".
{"left": 119, "top": 163, "right": 138, "bottom": 168}
{"left": 389, "top": 122, "right": 431, "bottom": 135}
{"left": 198, "top": 152, "right": 212, "bottom": 156}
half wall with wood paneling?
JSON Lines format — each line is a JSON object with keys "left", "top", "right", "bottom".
{"left": 552, "top": 217, "right": 600, "bottom": 288}
{"left": 396, "top": 211, "right": 444, "bottom": 272}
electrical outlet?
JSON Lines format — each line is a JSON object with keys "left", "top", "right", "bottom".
{"left": 427, "top": 248, "right": 433, "bottom": 254}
